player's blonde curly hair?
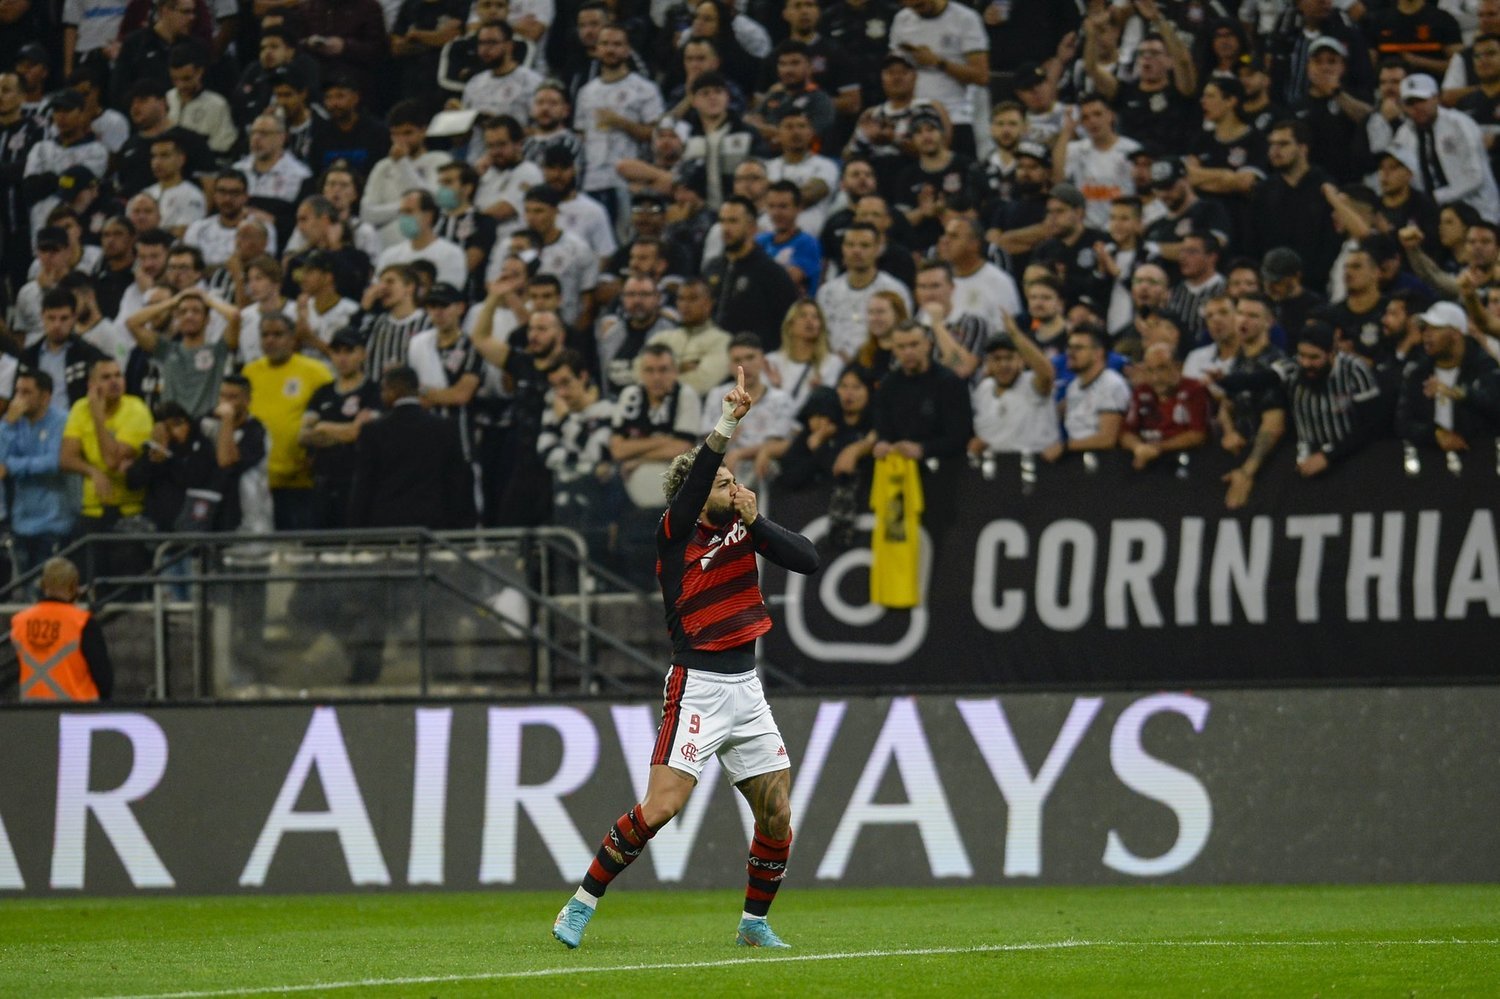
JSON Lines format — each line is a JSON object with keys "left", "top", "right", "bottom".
{"left": 662, "top": 445, "right": 704, "bottom": 501}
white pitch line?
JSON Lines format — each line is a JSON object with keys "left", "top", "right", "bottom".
{"left": 93, "top": 938, "right": 1500, "bottom": 999}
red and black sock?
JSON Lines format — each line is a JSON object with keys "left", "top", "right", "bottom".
{"left": 744, "top": 826, "right": 792, "bottom": 918}
{"left": 581, "top": 804, "right": 656, "bottom": 898}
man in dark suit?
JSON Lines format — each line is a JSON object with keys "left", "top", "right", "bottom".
{"left": 347, "top": 365, "right": 475, "bottom": 529}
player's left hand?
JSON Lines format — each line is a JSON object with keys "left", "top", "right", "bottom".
{"left": 731, "top": 483, "right": 758, "bottom": 526}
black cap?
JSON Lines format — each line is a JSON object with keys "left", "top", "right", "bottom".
{"left": 984, "top": 333, "right": 1017, "bottom": 353}
{"left": 882, "top": 50, "right": 917, "bottom": 70}
{"left": 910, "top": 108, "right": 945, "bottom": 132}
{"left": 35, "top": 226, "right": 68, "bottom": 250}
{"left": 323, "top": 71, "right": 360, "bottom": 93}
{"left": 16, "top": 43, "right": 48, "bottom": 66}
{"left": 50, "top": 89, "right": 84, "bottom": 111}
{"left": 425, "top": 282, "right": 465, "bottom": 306}
{"left": 58, "top": 164, "right": 96, "bottom": 191}
{"left": 676, "top": 163, "right": 708, "bottom": 199}
{"left": 1261, "top": 246, "right": 1304, "bottom": 282}
{"left": 270, "top": 64, "right": 310, "bottom": 92}
{"left": 540, "top": 144, "right": 577, "bottom": 168}
{"left": 1150, "top": 158, "right": 1186, "bottom": 188}
{"left": 1014, "top": 140, "right": 1050, "bottom": 165}
{"left": 1013, "top": 61, "right": 1048, "bottom": 91}
{"left": 329, "top": 326, "right": 365, "bottom": 349}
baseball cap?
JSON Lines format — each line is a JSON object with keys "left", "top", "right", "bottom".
{"left": 1260, "top": 246, "right": 1304, "bottom": 282}
{"left": 329, "top": 326, "right": 365, "bottom": 350}
{"left": 1237, "top": 52, "right": 1268, "bottom": 74}
{"left": 270, "top": 64, "right": 311, "bottom": 92}
{"left": 676, "top": 163, "right": 708, "bottom": 199}
{"left": 1012, "top": 61, "right": 1047, "bottom": 91}
{"left": 49, "top": 89, "right": 84, "bottom": 111}
{"left": 425, "top": 282, "right": 466, "bottom": 307}
{"left": 35, "top": 226, "right": 68, "bottom": 251}
{"left": 1300, "top": 319, "right": 1337, "bottom": 353}
{"left": 16, "top": 43, "right": 48, "bottom": 66}
{"left": 1400, "top": 74, "right": 1439, "bottom": 102}
{"left": 1308, "top": 36, "right": 1348, "bottom": 60}
{"left": 125, "top": 78, "right": 169, "bottom": 102}
{"left": 909, "top": 108, "right": 945, "bottom": 132}
{"left": 58, "top": 164, "right": 96, "bottom": 192}
{"left": 984, "top": 333, "right": 1017, "bottom": 353}
{"left": 1380, "top": 146, "right": 1419, "bottom": 175}
{"left": 1149, "top": 158, "right": 1186, "bottom": 188}
{"left": 1049, "top": 183, "right": 1086, "bottom": 210}
{"left": 656, "top": 116, "right": 690, "bottom": 142}
{"left": 1015, "top": 140, "right": 1050, "bottom": 165}
{"left": 1416, "top": 300, "right": 1468, "bottom": 333}
{"left": 882, "top": 50, "right": 917, "bottom": 70}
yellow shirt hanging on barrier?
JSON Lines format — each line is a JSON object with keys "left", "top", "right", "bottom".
{"left": 869, "top": 452, "right": 923, "bottom": 608}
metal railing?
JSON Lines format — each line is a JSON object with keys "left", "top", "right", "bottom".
{"left": 0, "top": 527, "right": 671, "bottom": 701}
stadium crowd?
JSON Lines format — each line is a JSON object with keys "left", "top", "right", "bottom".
{"left": 3, "top": 0, "right": 1500, "bottom": 582}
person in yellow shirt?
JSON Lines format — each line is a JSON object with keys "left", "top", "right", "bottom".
{"left": 59, "top": 359, "right": 155, "bottom": 585}
{"left": 241, "top": 313, "right": 333, "bottom": 528}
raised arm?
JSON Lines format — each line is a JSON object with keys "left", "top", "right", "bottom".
{"left": 664, "top": 366, "right": 752, "bottom": 538}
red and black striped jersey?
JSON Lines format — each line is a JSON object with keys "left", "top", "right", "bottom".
{"left": 657, "top": 444, "right": 821, "bottom": 673}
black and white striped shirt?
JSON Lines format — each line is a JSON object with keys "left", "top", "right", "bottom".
{"left": 1286, "top": 352, "right": 1383, "bottom": 459}
{"left": 1166, "top": 273, "right": 1226, "bottom": 341}
{"left": 361, "top": 307, "right": 430, "bottom": 385}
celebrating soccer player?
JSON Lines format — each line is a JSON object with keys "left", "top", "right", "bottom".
{"left": 553, "top": 365, "right": 822, "bottom": 950}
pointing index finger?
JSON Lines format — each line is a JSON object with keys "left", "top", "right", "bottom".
{"left": 736, "top": 365, "right": 746, "bottom": 393}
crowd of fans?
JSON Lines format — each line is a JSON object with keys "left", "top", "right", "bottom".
{"left": 3, "top": 0, "right": 1500, "bottom": 584}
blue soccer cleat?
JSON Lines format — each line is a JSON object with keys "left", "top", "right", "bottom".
{"left": 736, "top": 917, "right": 791, "bottom": 948}
{"left": 552, "top": 898, "right": 594, "bottom": 949}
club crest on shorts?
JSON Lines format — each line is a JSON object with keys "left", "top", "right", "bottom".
{"left": 680, "top": 743, "right": 698, "bottom": 762}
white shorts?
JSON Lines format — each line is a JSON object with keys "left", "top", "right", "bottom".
{"left": 650, "top": 666, "right": 791, "bottom": 785}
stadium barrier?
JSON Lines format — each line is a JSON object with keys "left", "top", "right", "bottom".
{"left": 761, "top": 440, "right": 1500, "bottom": 686}
{"left": 3, "top": 687, "right": 1497, "bottom": 895}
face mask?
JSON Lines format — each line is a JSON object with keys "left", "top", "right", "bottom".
{"left": 397, "top": 213, "right": 421, "bottom": 239}
{"left": 434, "top": 186, "right": 460, "bottom": 211}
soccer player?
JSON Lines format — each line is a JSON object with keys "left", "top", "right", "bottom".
{"left": 552, "top": 366, "right": 821, "bottom": 950}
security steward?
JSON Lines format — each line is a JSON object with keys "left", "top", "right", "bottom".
{"left": 10, "top": 558, "right": 112, "bottom": 702}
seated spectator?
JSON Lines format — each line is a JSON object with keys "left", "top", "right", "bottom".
{"left": 538, "top": 350, "right": 617, "bottom": 557}
{"left": 608, "top": 342, "right": 699, "bottom": 510}
{"left": 646, "top": 277, "right": 732, "bottom": 398}
{"left": 22, "top": 289, "right": 110, "bottom": 419}
{"left": 376, "top": 188, "right": 468, "bottom": 290}
{"left": 700, "top": 332, "right": 798, "bottom": 483}
{"left": 165, "top": 39, "right": 236, "bottom": 155}
{"left": 765, "top": 300, "right": 844, "bottom": 411}
{"left": 0, "top": 372, "right": 76, "bottom": 586}
{"left": 596, "top": 275, "right": 677, "bottom": 398}
{"left": 756, "top": 180, "right": 822, "bottom": 295}
{"left": 1397, "top": 300, "right": 1500, "bottom": 453}
{"left": 1121, "top": 343, "right": 1210, "bottom": 471}
{"left": 774, "top": 365, "right": 876, "bottom": 490}
{"left": 1043, "top": 326, "right": 1130, "bottom": 462}
{"left": 969, "top": 323, "right": 1058, "bottom": 456}
{"left": 125, "top": 287, "right": 241, "bottom": 419}
{"left": 872, "top": 320, "right": 972, "bottom": 463}
{"left": 816, "top": 220, "right": 912, "bottom": 361}
{"left": 702, "top": 196, "right": 800, "bottom": 352}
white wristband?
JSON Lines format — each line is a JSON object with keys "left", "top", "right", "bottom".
{"left": 714, "top": 414, "right": 739, "bottom": 439}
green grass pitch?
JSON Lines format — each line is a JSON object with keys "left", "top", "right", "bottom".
{"left": 4, "top": 885, "right": 1499, "bottom": 997}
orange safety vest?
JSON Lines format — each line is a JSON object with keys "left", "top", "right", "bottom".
{"left": 12, "top": 601, "right": 99, "bottom": 702}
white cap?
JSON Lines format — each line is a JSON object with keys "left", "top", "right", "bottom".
{"left": 1308, "top": 36, "right": 1348, "bottom": 60}
{"left": 1399, "top": 74, "right": 1439, "bottom": 102}
{"left": 1417, "top": 300, "right": 1468, "bottom": 334}
{"left": 1381, "top": 145, "right": 1419, "bottom": 175}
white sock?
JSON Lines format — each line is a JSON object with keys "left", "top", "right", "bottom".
{"left": 741, "top": 911, "right": 765, "bottom": 922}
{"left": 574, "top": 887, "right": 600, "bottom": 909}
